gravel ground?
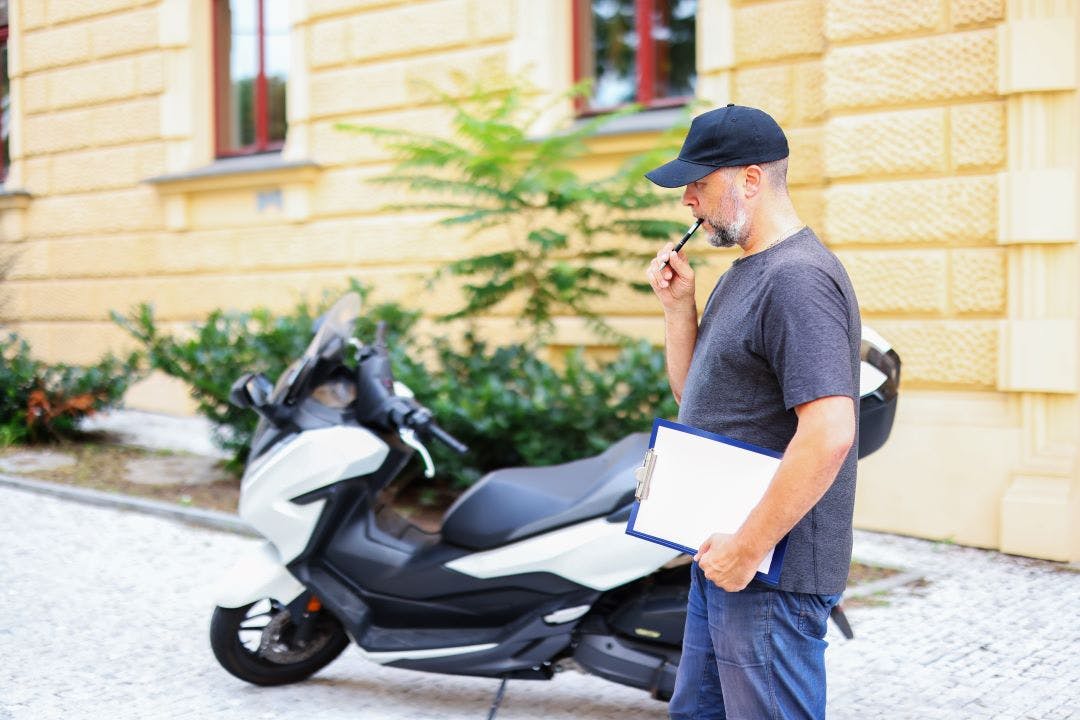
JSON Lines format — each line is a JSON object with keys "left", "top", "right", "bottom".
{"left": 1, "top": 484, "right": 1077, "bottom": 720}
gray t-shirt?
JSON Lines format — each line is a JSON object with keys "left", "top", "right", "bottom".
{"left": 677, "top": 227, "right": 861, "bottom": 595}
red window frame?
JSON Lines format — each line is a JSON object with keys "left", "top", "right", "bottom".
{"left": 572, "top": 0, "right": 696, "bottom": 116}
{"left": 1, "top": 23, "right": 9, "bottom": 181}
{"left": 212, "top": 0, "right": 284, "bottom": 158}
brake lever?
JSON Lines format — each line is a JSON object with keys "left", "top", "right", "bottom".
{"left": 398, "top": 428, "right": 435, "bottom": 478}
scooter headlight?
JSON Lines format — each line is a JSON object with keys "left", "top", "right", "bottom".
{"left": 311, "top": 378, "right": 358, "bottom": 409}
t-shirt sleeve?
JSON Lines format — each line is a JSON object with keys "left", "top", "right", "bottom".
{"left": 761, "top": 264, "right": 856, "bottom": 410}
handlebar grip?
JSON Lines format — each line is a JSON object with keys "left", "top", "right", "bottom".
{"left": 428, "top": 423, "right": 469, "bottom": 455}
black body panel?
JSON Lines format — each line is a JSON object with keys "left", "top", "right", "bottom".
{"left": 610, "top": 583, "right": 689, "bottom": 647}
{"left": 440, "top": 433, "right": 648, "bottom": 550}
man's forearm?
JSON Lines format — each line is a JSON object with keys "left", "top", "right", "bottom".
{"left": 733, "top": 400, "right": 855, "bottom": 561}
{"left": 664, "top": 307, "right": 698, "bottom": 403}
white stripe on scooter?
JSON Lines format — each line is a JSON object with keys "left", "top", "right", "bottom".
{"left": 353, "top": 642, "right": 498, "bottom": 664}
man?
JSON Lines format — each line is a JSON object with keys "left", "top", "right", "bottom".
{"left": 644, "top": 104, "right": 861, "bottom": 719}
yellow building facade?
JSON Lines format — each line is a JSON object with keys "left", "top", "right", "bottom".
{"left": 1, "top": 0, "right": 1078, "bottom": 561}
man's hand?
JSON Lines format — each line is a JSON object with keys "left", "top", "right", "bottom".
{"left": 694, "top": 532, "right": 761, "bottom": 592}
{"left": 646, "top": 242, "right": 696, "bottom": 315}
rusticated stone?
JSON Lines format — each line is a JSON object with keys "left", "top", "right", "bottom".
{"left": 951, "top": 0, "right": 1004, "bottom": 27}
{"left": 348, "top": 0, "right": 472, "bottom": 62}
{"left": 825, "top": 108, "right": 946, "bottom": 179}
{"left": 787, "top": 128, "right": 825, "bottom": 186}
{"left": 834, "top": 250, "right": 947, "bottom": 313}
{"left": 792, "top": 61, "right": 826, "bottom": 124}
{"left": 869, "top": 320, "right": 998, "bottom": 387}
{"left": 951, "top": 102, "right": 1006, "bottom": 170}
{"left": 734, "top": 66, "right": 793, "bottom": 125}
{"left": 950, "top": 248, "right": 1006, "bottom": 314}
{"left": 825, "top": 176, "right": 996, "bottom": 244}
{"left": 791, "top": 188, "right": 826, "bottom": 236}
{"left": 826, "top": 0, "right": 943, "bottom": 43}
{"left": 734, "top": 0, "right": 825, "bottom": 64}
{"left": 825, "top": 30, "right": 997, "bottom": 111}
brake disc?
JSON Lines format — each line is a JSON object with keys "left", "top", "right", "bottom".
{"left": 256, "top": 611, "right": 330, "bottom": 665}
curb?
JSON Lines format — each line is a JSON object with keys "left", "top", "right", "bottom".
{"left": 0, "top": 472, "right": 935, "bottom": 597}
{"left": 843, "top": 570, "right": 924, "bottom": 599}
{"left": 0, "top": 473, "right": 257, "bottom": 537}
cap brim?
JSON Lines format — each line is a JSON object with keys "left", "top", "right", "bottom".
{"left": 644, "top": 158, "right": 717, "bottom": 188}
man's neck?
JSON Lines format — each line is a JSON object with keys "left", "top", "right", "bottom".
{"left": 739, "top": 209, "right": 803, "bottom": 259}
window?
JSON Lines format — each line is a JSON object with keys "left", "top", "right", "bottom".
{"left": 1, "top": 0, "right": 9, "bottom": 181}
{"left": 573, "top": 0, "right": 697, "bottom": 115}
{"left": 212, "top": 0, "right": 289, "bottom": 157}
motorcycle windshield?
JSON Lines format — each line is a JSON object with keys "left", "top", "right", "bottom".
{"left": 271, "top": 292, "right": 362, "bottom": 404}
{"left": 304, "top": 292, "right": 362, "bottom": 362}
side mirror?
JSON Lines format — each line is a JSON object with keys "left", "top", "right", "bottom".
{"left": 229, "top": 373, "right": 273, "bottom": 409}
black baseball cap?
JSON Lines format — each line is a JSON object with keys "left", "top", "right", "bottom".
{"left": 645, "top": 104, "right": 789, "bottom": 188}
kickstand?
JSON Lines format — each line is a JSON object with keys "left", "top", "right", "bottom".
{"left": 831, "top": 604, "right": 855, "bottom": 640}
{"left": 486, "top": 677, "right": 509, "bottom": 720}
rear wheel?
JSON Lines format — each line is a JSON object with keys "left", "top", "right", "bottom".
{"left": 210, "top": 599, "right": 349, "bottom": 686}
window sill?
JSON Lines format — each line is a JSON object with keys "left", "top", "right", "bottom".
{"left": 572, "top": 105, "right": 689, "bottom": 138}
{"left": 0, "top": 189, "right": 33, "bottom": 242}
{"left": 143, "top": 155, "right": 322, "bottom": 230}
{"left": 143, "top": 154, "right": 321, "bottom": 195}
{"left": 0, "top": 188, "right": 32, "bottom": 211}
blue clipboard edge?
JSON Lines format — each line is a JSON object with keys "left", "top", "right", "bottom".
{"left": 628, "top": 418, "right": 789, "bottom": 587}
{"left": 647, "top": 417, "right": 784, "bottom": 460}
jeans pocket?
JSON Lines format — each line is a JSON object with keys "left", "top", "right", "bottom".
{"left": 707, "top": 585, "right": 770, "bottom": 668}
{"left": 796, "top": 592, "right": 839, "bottom": 639}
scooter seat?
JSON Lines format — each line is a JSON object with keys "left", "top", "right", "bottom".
{"left": 440, "top": 433, "right": 649, "bottom": 551}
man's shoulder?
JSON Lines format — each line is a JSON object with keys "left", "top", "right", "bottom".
{"left": 765, "top": 231, "right": 849, "bottom": 284}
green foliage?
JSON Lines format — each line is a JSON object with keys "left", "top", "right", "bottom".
{"left": 338, "top": 77, "right": 691, "bottom": 341}
{"left": 0, "top": 332, "right": 142, "bottom": 445}
{"left": 393, "top": 335, "right": 677, "bottom": 488}
{"left": 113, "top": 283, "right": 676, "bottom": 486}
{"left": 112, "top": 281, "right": 421, "bottom": 470}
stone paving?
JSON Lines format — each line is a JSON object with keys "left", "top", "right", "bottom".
{"left": 1, "top": 484, "right": 1077, "bottom": 720}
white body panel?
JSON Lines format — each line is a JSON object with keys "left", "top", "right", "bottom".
{"left": 215, "top": 541, "right": 305, "bottom": 608}
{"left": 445, "top": 518, "right": 681, "bottom": 591}
{"left": 353, "top": 643, "right": 498, "bottom": 665}
{"left": 239, "top": 425, "right": 390, "bottom": 562}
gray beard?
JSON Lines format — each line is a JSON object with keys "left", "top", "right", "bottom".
{"left": 706, "top": 214, "right": 750, "bottom": 249}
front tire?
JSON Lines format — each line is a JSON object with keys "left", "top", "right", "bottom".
{"left": 210, "top": 599, "right": 349, "bottom": 686}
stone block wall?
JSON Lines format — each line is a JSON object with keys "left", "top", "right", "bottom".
{"left": 1, "top": 0, "right": 1077, "bottom": 559}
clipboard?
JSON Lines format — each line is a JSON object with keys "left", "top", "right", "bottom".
{"left": 625, "top": 418, "right": 789, "bottom": 586}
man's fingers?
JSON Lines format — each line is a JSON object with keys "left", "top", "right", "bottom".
{"left": 667, "top": 249, "right": 692, "bottom": 276}
{"left": 695, "top": 537, "right": 713, "bottom": 562}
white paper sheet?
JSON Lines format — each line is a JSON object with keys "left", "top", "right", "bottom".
{"left": 632, "top": 423, "right": 782, "bottom": 574}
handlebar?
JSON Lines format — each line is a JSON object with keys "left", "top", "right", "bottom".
{"left": 399, "top": 404, "right": 469, "bottom": 455}
{"left": 426, "top": 422, "right": 469, "bottom": 455}
{"left": 354, "top": 340, "right": 468, "bottom": 456}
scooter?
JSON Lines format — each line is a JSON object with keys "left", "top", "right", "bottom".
{"left": 210, "top": 292, "right": 901, "bottom": 710}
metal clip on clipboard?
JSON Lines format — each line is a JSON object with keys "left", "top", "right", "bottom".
{"left": 634, "top": 449, "right": 658, "bottom": 501}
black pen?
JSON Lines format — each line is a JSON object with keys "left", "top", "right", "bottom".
{"left": 658, "top": 218, "right": 704, "bottom": 272}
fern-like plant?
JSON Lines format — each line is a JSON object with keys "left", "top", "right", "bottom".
{"left": 339, "top": 77, "right": 693, "bottom": 342}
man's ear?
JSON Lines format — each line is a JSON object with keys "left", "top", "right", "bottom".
{"left": 743, "top": 165, "right": 763, "bottom": 198}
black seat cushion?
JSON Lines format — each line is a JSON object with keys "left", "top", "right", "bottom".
{"left": 440, "top": 433, "right": 649, "bottom": 551}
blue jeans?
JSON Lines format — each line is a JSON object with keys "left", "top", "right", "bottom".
{"left": 669, "top": 563, "right": 841, "bottom": 720}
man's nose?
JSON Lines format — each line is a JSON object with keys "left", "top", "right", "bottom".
{"left": 681, "top": 186, "right": 696, "bottom": 208}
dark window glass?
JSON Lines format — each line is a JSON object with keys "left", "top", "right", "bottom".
{"left": 1, "top": 20, "right": 8, "bottom": 182}
{"left": 214, "top": 0, "right": 289, "bottom": 156}
{"left": 651, "top": 0, "right": 697, "bottom": 101}
{"left": 575, "top": 0, "right": 696, "bottom": 114}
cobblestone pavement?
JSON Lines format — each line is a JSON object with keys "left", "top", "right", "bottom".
{"left": 1, "top": 485, "right": 1077, "bottom": 720}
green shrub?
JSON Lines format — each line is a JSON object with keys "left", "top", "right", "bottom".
{"left": 0, "top": 332, "right": 142, "bottom": 446}
{"left": 114, "top": 284, "right": 676, "bottom": 485}
{"left": 393, "top": 335, "right": 677, "bottom": 488}
{"left": 112, "top": 281, "right": 421, "bottom": 470}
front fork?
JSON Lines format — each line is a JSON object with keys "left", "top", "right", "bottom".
{"left": 287, "top": 592, "right": 327, "bottom": 647}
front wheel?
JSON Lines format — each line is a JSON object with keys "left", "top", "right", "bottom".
{"left": 210, "top": 599, "right": 349, "bottom": 686}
